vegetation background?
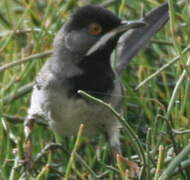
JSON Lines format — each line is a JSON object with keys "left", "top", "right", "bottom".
{"left": 0, "top": 0, "right": 190, "bottom": 179}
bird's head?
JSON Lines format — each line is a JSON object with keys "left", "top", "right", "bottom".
{"left": 54, "top": 5, "right": 145, "bottom": 59}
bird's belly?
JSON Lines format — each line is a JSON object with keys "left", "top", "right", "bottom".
{"left": 49, "top": 95, "right": 116, "bottom": 136}
{"left": 28, "top": 87, "right": 118, "bottom": 136}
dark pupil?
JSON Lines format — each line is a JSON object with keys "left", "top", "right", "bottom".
{"left": 94, "top": 26, "right": 98, "bottom": 31}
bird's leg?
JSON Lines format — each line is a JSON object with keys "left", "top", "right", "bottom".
{"left": 106, "top": 126, "right": 140, "bottom": 178}
{"left": 106, "top": 126, "right": 121, "bottom": 157}
{"left": 23, "top": 117, "right": 35, "bottom": 173}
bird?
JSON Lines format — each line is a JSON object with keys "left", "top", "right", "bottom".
{"left": 25, "top": 4, "right": 145, "bottom": 173}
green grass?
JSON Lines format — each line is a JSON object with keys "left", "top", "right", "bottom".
{"left": 0, "top": 0, "right": 190, "bottom": 179}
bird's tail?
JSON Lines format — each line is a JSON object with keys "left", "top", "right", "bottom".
{"left": 116, "top": 2, "right": 169, "bottom": 75}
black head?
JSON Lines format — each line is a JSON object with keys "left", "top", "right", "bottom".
{"left": 56, "top": 5, "right": 122, "bottom": 55}
{"left": 54, "top": 5, "right": 145, "bottom": 57}
{"left": 67, "top": 5, "right": 121, "bottom": 32}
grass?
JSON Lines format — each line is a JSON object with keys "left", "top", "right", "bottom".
{"left": 0, "top": 0, "right": 190, "bottom": 179}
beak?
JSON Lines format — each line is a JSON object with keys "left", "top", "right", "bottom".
{"left": 86, "top": 19, "right": 146, "bottom": 56}
{"left": 116, "top": 20, "right": 146, "bottom": 33}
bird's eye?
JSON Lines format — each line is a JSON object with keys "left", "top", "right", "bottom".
{"left": 88, "top": 23, "right": 102, "bottom": 35}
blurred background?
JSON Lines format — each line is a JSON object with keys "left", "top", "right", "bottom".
{"left": 0, "top": 0, "right": 190, "bottom": 179}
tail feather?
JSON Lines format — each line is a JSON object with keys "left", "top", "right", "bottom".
{"left": 116, "top": 2, "right": 169, "bottom": 75}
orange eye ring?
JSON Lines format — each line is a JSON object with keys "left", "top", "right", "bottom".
{"left": 88, "top": 23, "right": 102, "bottom": 35}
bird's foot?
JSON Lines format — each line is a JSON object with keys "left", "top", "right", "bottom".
{"left": 23, "top": 140, "right": 33, "bottom": 171}
{"left": 117, "top": 154, "right": 140, "bottom": 179}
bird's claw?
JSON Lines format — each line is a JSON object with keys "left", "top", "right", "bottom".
{"left": 117, "top": 154, "right": 140, "bottom": 179}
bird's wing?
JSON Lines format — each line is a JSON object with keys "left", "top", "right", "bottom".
{"left": 115, "top": 2, "right": 169, "bottom": 75}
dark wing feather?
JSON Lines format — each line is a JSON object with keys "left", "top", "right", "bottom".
{"left": 115, "top": 2, "right": 169, "bottom": 75}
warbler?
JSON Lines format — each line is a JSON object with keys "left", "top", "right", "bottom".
{"left": 26, "top": 5, "right": 145, "bottom": 156}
